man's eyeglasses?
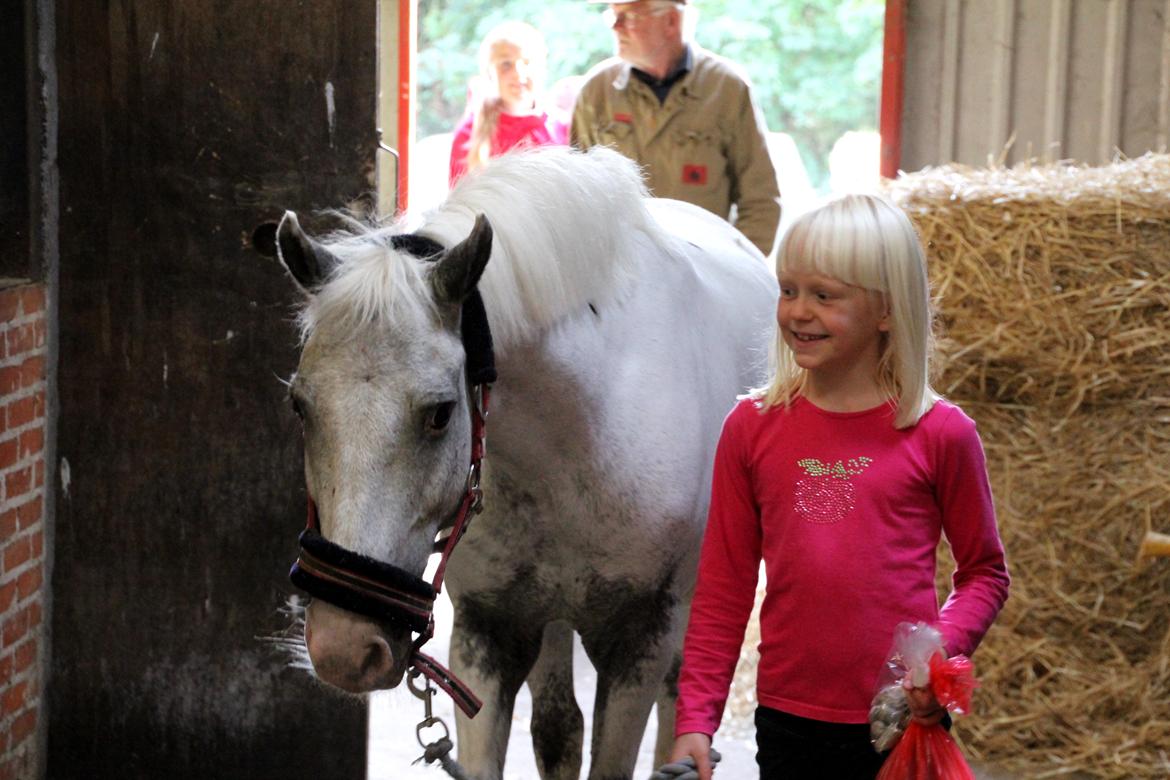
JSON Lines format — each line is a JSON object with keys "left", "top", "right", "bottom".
{"left": 602, "top": 6, "right": 657, "bottom": 29}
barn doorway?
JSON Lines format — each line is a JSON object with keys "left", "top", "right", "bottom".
{"left": 368, "top": 1, "right": 886, "bottom": 777}
{"left": 394, "top": 0, "right": 887, "bottom": 220}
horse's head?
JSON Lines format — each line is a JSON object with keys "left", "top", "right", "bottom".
{"left": 254, "top": 211, "right": 492, "bottom": 693}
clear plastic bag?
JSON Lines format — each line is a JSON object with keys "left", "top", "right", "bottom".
{"left": 869, "top": 622, "right": 942, "bottom": 751}
{"left": 869, "top": 622, "right": 979, "bottom": 780}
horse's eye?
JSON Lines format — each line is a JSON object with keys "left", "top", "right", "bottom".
{"left": 425, "top": 401, "right": 456, "bottom": 434}
{"left": 290, "top": 394, "right": 305, "bottom": 421}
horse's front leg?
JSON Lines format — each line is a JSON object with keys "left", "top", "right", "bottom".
{"left": 653, "top": 650, "right": 683, "bottom": 768}
{"left": 448, "top": 591, "right": 544, "bottom": 780}
{"left": 579, "top": 581, "right": 689, "bottom": 780}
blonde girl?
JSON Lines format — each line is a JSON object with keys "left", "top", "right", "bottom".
{"left": 668, "top": 194, "right": 1010, "bottom": 779}
{"left": 448, "top": 22, "right": 568, "bottom": 185}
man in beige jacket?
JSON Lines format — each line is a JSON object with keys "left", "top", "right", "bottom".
{"left": 571, "top": 0, "right": 781, "bottom": 256}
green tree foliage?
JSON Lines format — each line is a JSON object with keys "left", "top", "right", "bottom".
{"left": 417, "top": 0, "right": 884, "bottom": 191}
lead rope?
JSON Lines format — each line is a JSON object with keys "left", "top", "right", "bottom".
{"left": 650, "top": 749, "right": 723, "bottom": 780}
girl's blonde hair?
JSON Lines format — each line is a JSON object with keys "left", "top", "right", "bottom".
{"left": 466, "top": 22, "right": 548, "bottom": 174}
{"left": 754, "top": 193, "right": 940, "bottom": 429}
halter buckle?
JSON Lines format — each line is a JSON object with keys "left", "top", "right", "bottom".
{"left": 472, "top": 384, "right": 488, "bottom": 419}
{"left": 467, "top": 462, "right": 484, "bottom": 515}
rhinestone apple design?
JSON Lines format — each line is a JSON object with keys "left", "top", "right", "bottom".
{"left": 794, "top": 457, "right": 873, "bottom": 524}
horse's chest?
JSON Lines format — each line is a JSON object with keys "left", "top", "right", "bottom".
{"left": 447, "top": 479, "right": 695, "bottom": 618}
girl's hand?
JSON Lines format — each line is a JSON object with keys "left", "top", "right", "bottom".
{"left": 903, "top": 678, "right": 946, "bottom": 726}
{"left": 669, "top": 732, "right": 714, "bottom": 780}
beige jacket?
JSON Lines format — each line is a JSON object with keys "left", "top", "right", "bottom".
{"left": 571, "top": 45, "right": 781, "bottom": 256}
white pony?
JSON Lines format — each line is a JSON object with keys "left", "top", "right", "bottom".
{"left": 258, "top": 147, "right": 776, "bottom": 779}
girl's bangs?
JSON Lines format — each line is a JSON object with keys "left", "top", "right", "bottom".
{"left": 779, "top": 201, "right": 889, "bottom": 293}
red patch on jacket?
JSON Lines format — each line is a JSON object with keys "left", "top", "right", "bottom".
{"left": 682, "top": 164, "right": 708, "bottom": 185}
{"left": 613, "top": 112, "right": 633, "bottom": 124}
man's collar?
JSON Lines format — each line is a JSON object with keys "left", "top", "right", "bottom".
{"left": 631, "top": 44, "right": 692, "bottom": 88}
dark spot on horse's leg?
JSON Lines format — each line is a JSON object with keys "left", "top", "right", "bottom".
{"left": 453, "top": 616, "right": 542, "bottom": 718}
{"left": 588, "top": 302, "right": 598, "bottom": 316}
{"left": 578, "top": 569, "right": 679, "bottom": 686}
{"left": 663, "top": 652, "right": 680, "bottom": 699}
{"left": 531, "top": 667, "right": 583, "bottom": 779}
{"left": 453, "top": 565, "right": 546, "bottom": 706}
{"left": 578, "top": 570, "right": 682, "bottom": 779}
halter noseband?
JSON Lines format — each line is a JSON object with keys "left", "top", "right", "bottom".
{"left": 288, "top": 233, "right": 495, "bottom": 718}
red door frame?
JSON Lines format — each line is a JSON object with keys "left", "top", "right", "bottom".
{"left": 396, "top": 0, "right": 414, "bottom": 212}
{"left": 879, "top": 0, "right": 906, "bottom": 179}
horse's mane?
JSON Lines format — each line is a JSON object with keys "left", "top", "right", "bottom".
{"left": 300, "top": 146, "right": 663, "bottom": 348}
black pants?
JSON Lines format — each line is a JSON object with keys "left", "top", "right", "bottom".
{"left": 755, "top": 707, "right": 886, "bottom": 779}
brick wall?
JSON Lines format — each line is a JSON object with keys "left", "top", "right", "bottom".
{"left": 0, "top": 283, "right": 47, "bottom": 780}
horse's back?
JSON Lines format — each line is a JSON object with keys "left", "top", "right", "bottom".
{"left": 535, "top": 198, "right": 776, "bottom": 528}
{"left": 643, "top": 197, "right": 778, "bottom": 387}
{"left": 646, "top": 197, "right": 771, "bottom": 272}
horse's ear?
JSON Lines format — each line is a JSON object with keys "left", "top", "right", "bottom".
{"left": 262, "top": 211, "right": 340, "bottom": 291}
{"left": 432, "top": 214, "right": 493, "bottom": 304}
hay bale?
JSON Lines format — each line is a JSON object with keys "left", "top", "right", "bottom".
{"left": 890, "top": 154, "right": 1170, "bottom": 417}
{"left": 937, "top": 405, "right": 1170, "bottom": 778}
{"left": 894, "top": 154, "right": 1170, "bottom": 778}
{"left": 725, "top": 154, "right": 1170, "bottom": 779}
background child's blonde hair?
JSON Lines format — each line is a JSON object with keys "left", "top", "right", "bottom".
{"left": 754, "top": 193, "right": 940, "bottom": 428}
{"left": 466, "top": 21, "right": 548, "bottom": 174}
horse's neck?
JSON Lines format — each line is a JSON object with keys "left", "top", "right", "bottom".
{"left": 482, "top": 250, "right": 685, "bottom": 470}
{"left": 496, "top": 336, "right": 599, "bottom": 408}
{"left": 486, "top": 327, "right": 606, "bottom": 467}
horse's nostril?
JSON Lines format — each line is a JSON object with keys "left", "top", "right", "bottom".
{"left": 360, "top": 636, "right": 394, "bottom": 680}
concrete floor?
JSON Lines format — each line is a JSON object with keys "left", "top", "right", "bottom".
{"left": 366, "top": 590, "right": 1013, "bottom": 780}
{"left": 368, "top": 592, "right": 760, "bottom": 779}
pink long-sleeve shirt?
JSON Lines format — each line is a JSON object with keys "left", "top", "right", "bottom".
{"left": 675, "top": 396, "right": 1010, "bottom": 736}
{"left": 448, "top": 109, "right": 568, "bottom": 186}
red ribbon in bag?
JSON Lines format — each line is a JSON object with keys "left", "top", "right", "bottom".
{"left": 929, "top": 653, "right": 977, "bottom": 715}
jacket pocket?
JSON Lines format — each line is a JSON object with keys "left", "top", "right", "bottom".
{"left": 598, "top": 120, "right": 633, "bottom": 148}
{"left": 671, "top": 128, "right": 722, "bottom": 187}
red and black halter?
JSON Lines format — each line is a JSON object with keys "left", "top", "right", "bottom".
{"left": 289, "top": 233, "right": 495, "bottom": 718}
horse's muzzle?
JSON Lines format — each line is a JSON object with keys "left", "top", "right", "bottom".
{"left": 304, "top": 600, "right": 411, "bottom": 692}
